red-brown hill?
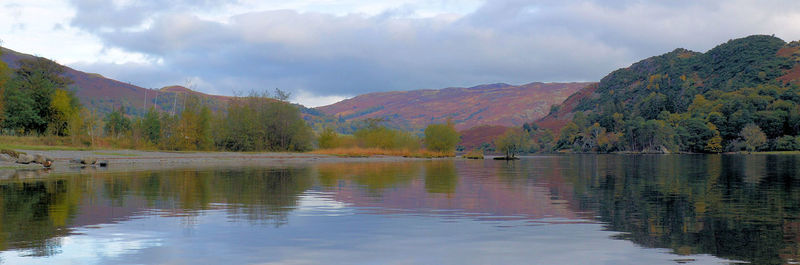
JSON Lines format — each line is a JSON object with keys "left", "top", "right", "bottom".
{"left": 457, "top": 125, "right": 514, "bottom": 150}
{"left": 316, "top": 82, "right": 591, "bottom": 131}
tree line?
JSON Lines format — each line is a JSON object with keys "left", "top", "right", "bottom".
{"left": 316, "top": 118, "right": 460, "bottom": 156}
{"left": 0, "top": 51, "right": 461, "bottom": 154}
{"left": 0, "top": 52, "right": 315, "bottom": 152}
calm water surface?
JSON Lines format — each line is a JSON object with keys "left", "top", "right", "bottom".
{"left": 0, "top": 155, "right": 798, "bottom": 264}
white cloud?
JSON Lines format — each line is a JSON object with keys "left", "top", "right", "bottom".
{"left": 293, "top": 90, "right": 349, "bottom": 108}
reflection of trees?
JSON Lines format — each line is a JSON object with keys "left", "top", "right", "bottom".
{"left": 0, "top": 166, "right": 313, "bottom": 256}
{"left": 123, "top": 168, "right": 313, "bottom": 225}
{"left": 568, "top": 155, "right": 800, "bottom": 265}
{"left": 0, "top": 179, "right": 83, "bottom": 256}
{"left": 214, "top": 168, "right": 313, "bottom": 226}
{"left": 424, "top": 161, "right": 458, "bottom": 195}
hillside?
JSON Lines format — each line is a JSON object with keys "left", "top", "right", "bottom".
{"left": 457, "top": 125, "right": 514, "bottom": 151}
{"left": 535, "top": 35, "right": 800, "bottom": 153}
{"left": 0, "top": 47, "right": 230, "bottom": 116}
{"left": 316, "top": 82, "right": 590, "bottom": 131}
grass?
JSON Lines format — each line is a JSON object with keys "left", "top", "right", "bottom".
{"left": 0, "top": 136, "right": 95, "bottom": 151}
{"left": 462, "top": 149, "right": 485, "bottom": 159}
{"left": 312, "top": 147, "right": 454, "bottom": 158}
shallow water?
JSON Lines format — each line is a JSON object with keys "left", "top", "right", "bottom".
{"left": 0, "top": 155, "right": 798, "bottom": 264}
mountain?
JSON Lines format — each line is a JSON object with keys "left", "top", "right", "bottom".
{"left": 0, "top": 47, "right": 230, "bottom": 116}
{"left": 316, "top": 82, "right": 591, "bottom": 131}
{"left": 535, "top": 35, "right": 800, "bottom": 152}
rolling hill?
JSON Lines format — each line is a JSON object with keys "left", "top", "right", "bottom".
{"left": 535, "top": 35, "right": 800, "bottom": 152}
{"left": 0, "top": 46, "right": 590, "bottom": 142}
{"left": 0, "top": 47, "right": 229, "bottom": 116}
{"left": 316, "top": 82, "right": 591, "bottom": 131}
{"left": 540, "top": 35, "right": 800, "bottom": 130}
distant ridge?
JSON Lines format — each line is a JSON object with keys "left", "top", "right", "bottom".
{"left": 316, "top": 82, "right": 592, "bottom": 130}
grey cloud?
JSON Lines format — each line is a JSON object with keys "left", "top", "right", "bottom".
{"left": 66, "top": 0, "right": 800, "bottom": 102}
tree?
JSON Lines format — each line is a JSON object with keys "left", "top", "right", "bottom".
{"left": 2, "top": 84, "right": 43, "bottom": 134}
{"left": 774, "top": 135, "right": 798, "bottom": 151}
{"left": 677, "top": 118, "right": 714, "bottom": 152}
{"left": 49, "top": 89, "right": 80, "bottom": 136}
{"left": 754, "top": 110, "right": 787, "bottom": 139}
{"left": 639, "top": 92, "right": 668, "bottom": 120}
{"left": 2, "top": 57, "right": 77, "bottom": 134}
{"left": 740, "top": 124, "right": 767, "bottom": 152}
{"left": 704, "top": 132, "right": 723, "bottom": 153}
{"left": 83, "top": 108, "right": 101, "bottom": 146}
{"left": 0, "top": 49, "right": 10, "bottom": 124}
{"left": 142, "top": 107, "right": 161, "bottom": 144}
{"left": 556, "top": 122, "right": 580, "bottom": 150}
{"left": 104, "top": 107, "right": 132, "bottom": 138}
{"left": 213, "top": 91, "right": 313, "bottom": 152}
{"left": 424, "top": 120, "right": 460, "bottom": 153}
{"left": 494, "top": 129, "right": 529, "bottom": 159}
{"left": 317, "top": 127, "right": 340, "bottom": 149}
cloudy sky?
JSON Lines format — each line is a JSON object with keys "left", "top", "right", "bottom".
{"left": 2, "top": 0, "right": 800, "bottom": 107}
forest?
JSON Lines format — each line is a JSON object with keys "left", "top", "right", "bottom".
{"left": 516, "top": 35, "right": 800, "bottom": 154}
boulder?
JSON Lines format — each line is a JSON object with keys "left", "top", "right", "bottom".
{"left": 0, "top": 154, "right": 13, "bottom": 162}
{"left": 16, "top": 154, "right": 34, "bottom": 164}
{"left": 33, "top": 154, "right": 46, "bottom": 164}
{"left": 81, "top": 157, "right": 97, "bottom": 165}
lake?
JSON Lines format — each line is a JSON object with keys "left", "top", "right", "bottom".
{"left": 0, "top": 154, "right": 798, "bottom": 264}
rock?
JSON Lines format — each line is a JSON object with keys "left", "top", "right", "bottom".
{"left": 1, "top": 149, "right": 23, "bottom": 159}
{"left": 81, "top": 157, "right": 97, "bottom": 165}
{"left": 98, "top": 160, "right": 109, "bottom": 167}
{"left": 16, "top": 154, "right": 34, "bottom": 164}
{"left": 33, "top": 154, "right": 46, "bottom": 164}
{"left": 0, "top": 154, "right": 13, "bottom": 162}
{"left": 69, "top": 158, "right": 82, "bottom": 164}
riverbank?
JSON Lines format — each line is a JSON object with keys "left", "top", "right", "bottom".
{"left": 0, "top": 149, "right": 444, "bottom": 178}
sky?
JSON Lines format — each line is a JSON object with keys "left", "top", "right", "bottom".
{"left": 2, "top": 0, "right": 800, "bottom": 107}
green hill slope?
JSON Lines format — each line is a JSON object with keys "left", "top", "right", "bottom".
{"left": 536, "top": 35, "right": 800, "bottom": 153}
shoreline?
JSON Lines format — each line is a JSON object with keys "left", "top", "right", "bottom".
{"left": 0, "top": 149, "right": 445, "bottom": 178}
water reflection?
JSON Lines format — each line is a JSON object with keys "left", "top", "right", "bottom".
{"left": 1, "top": 156, "right": 799, "bottom": 264}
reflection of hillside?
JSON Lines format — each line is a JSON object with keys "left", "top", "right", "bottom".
{"left": 569, "top": 155, "right": 800, "bottom": 265}
{"left": 4, "top": 156, "right": 800, "bottom": 264}
{"left": 316, "top": 160, "right": 581, "bottom": 220}
{"left": 0, "top": 167, "right": 312, "bottom": 256}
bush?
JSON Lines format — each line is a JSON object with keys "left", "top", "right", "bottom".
{"left": 318, "top": 127, "right": 340, "bottom": 149}
{"left": 494, "top": 129, "right": 529, "bottom": 158}
{"left": 740, "top": 123, "right": 767, "bottom": 152}
{"left": 774, "top": 135, "right": 799, "bottom": 151}
{"left": 354, "top": 123, "right": 420, "bottom": 151}
{"left": 213, "top": 90, "right": 313, "bottom": 152}
{"left": 424, "top": 120, "right": 460, "bottom": 153}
